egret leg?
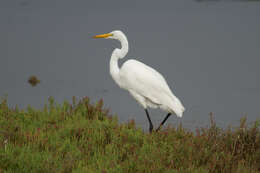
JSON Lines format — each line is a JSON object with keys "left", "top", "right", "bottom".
{"left": 156, "top": 113, "right": 171, "bottom": 132}
{"left": 145, "top": 109, "right": 154, "bottom": 133}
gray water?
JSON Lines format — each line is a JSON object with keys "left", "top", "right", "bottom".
{"left": 1, "top": 0, "right": 260, "bottom": 130}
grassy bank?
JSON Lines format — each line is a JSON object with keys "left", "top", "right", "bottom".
{"left": 0, "top": 97, "right": 259, "bottom": 173}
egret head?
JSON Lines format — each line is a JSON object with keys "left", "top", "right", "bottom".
{"left": 93, "top": 30, "right": 129, "bottom": 59}
{"left": 93, "top": 30, "right": 125, "bottom": 40}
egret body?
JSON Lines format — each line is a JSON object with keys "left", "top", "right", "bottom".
{"left": 94, "top": 30, "right": 185, "bottom": 132}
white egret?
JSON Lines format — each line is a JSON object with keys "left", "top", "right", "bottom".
{"left": 93, "top": 30, "right": 185, "bottom": 133}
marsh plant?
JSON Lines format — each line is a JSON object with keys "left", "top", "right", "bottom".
{"left": 0, "top": 97, "right": 259, "bottom": 173}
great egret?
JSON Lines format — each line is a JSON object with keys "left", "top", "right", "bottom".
{"left": 93, "top": 30, "right": 185, "bottom": 133}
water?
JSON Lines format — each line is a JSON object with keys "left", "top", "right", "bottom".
{"left": 1, "top": 0, "right": 259, "bottom": 130}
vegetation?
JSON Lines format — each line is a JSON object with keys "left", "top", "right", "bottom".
{"left": 0, "top": 97, "right": 259, "bottom": 173}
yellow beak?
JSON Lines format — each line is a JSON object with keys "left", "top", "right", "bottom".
{"left": 93, "top": 33, "right": 113, "bottom": 38}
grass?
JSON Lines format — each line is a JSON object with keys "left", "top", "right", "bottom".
{"left": 0, "top": 97, "right": 259, "bottom": 173}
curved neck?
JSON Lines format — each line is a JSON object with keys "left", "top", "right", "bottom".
{"left": 117, "top": 34, "right": 129, "bottom": 59}
{"left": 110, "top": 35, "right": 129, "bottom": 86}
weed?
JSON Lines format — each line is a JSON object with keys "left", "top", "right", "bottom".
{"left": 0, "top": 97, "right": 259, "bottom": 172}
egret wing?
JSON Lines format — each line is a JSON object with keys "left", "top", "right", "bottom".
{"left": 120, "top": 59, "right": 174, "bottom": 104}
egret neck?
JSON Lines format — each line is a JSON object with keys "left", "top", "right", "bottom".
{"left": 94, "top": 30, "right": 185, "bottom": 133}
{"left": 109, "top": 33, "right": 129, "bottom": 87}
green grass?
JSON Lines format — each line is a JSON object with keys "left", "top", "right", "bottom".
{"left": 0, "top": 97, "right": 259, "bottom": 173}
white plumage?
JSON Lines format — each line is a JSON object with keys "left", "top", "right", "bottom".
{"left": 94, "top": 30, "right": 185, "bottom": 132}
{"left": 120, "top": 59, "right": 185, "bottom": 117}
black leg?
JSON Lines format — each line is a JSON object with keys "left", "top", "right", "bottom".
{"left": 145, "top": 109, "right": 154, "bottom": 133}
{"left": 156, "top": 113, "right": 171, "bottom": 132}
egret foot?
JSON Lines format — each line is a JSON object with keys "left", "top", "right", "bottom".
{"left": 156, "top": 113, "right": 171, "bottom": 132}
{"left": 149, "top": 124, "right": 154, "bottom": 133}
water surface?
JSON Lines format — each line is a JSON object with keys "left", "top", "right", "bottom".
{"left": 1, "top": 0, "right": 260, "bottom": 130}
